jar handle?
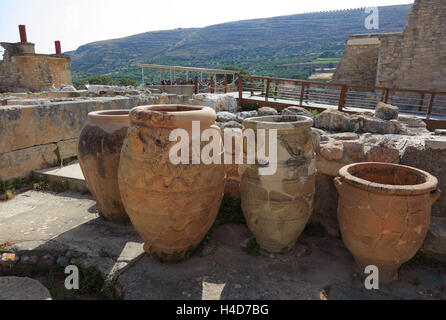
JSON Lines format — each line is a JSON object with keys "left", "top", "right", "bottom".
{"left": 430, "top": 189, "right": 441, "bottom": 205}
{"left": 334, "top": 177, "right": 343, "bottom": 192}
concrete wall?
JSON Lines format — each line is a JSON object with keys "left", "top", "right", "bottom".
{"left": 0, "top": 94, "right": 189, "bottom": 181}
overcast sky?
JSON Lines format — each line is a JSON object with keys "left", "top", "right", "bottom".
{"left": 0, "top": 0, "right": 413, "bottom": 54}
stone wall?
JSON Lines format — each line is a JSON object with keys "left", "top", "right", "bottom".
{"left": 375, "top": 33, "right": 404, "bottom": 87}
{"left": 0, "top": 42, "right": 72, "bottom": 93}
{"left": 334, "top": 0, "right": 446, "bottom": 91}
{"left": 0, "top": 93, "right": 190, "bottom": 181}
{"left": 389, "top": 0, "right": 446, "bottom": 90}
{"left": 332, "top": 35, "right": 381, "bottom": 87}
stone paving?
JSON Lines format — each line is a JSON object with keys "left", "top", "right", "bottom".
{"left": 1, "top": 190, "right": 446, "bottom": 300}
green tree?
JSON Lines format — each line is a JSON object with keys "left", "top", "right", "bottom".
{"left": 75, "top": 75, "right": 116, "bottom": 89}
{"left": 119, "top": 78, "right": 139, "bottom": 87}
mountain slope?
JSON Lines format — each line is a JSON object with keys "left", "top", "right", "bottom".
{"left": 69, "top": 4, "right": 412, "bottom": 80}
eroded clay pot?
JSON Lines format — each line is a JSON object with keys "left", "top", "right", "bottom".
{"left": 240, "top": 115, "right": 316, "bottom": 253}
{"left": 78, "top": 110, "right": 130, "bottom": 224}
{"left": 335, "top": 162, "right": 441, "bottom": 283}
{"left": 118, "top": 105, "right": 226, "bottom": 262}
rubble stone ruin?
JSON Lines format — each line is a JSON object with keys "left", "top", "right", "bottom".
{"left": 0, "top": 25, "right": 72, "bottom": 93}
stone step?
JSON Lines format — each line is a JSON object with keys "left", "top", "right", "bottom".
{"left": 34, "top": 161, "right": 87, "bottom": 192}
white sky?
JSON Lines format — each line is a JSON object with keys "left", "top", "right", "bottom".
{"left": 0, "top": 0, "right": 413, "bottom": 54}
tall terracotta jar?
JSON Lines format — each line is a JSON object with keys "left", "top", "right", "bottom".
{"left": 335, "top": 162, "right": 441, "bottom": 283}
{"left": 118, "top": 105, "right": 226, "bottom": 262}
{"left": 240, "top": 115, "right": 316, "bottom": 253}
{"left": 223, "top": 128, "right": 242, "bottom": 199}
{"left": 78, "top": 110, "right": 130, "bottom": 224}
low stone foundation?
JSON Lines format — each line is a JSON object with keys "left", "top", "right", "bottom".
{"left": 0, "top": 90, "right": 236, "bottom": 181}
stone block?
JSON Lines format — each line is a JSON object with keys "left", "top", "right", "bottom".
{"left": 257, "top": 107, "right": 278, "bottom": 116}
{"left": 375, "top": 102, "right": 399, "bottom": 120}
{"left": 0, "top": 277, "right": 52, "bottom": 300}
{"left": 0, "top": 143, "right": 58, "bottom": 181}
{"left": 282, "top": 106, "right": 314, "bottom": 119}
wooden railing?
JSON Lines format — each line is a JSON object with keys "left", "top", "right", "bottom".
{"left": 238, "top": 75, "right": 446, "bottom": 119}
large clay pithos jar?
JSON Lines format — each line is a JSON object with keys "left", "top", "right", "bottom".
{"left": 240, "top": 115, "right": 316, "bottom": 253}
{"left": 118, "top": 105, "right": 225, "bottom": 262}
{"left": 335, "top": 162, "right": 441, "bottom": 283}
{"left": 78, "top": 110, "right": 130, "bottom": 224}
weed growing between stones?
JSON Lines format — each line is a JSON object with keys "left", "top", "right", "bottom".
{"left": 50, "top": 180, "right": 70, "bottom": 193}
{"left": 53, "top": 147, "right": 62, "bottom": 167}
{"left": 244, "top": 238, "right": 261, "bottom": 257}
{"left": 0, "top": 172, "right": 49, "bottom": 201}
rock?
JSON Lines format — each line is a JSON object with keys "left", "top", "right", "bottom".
{"left": 435, "top": 129, "right": 446, "bottom": 136}
{"left": 423, "top": 217, "right": 446, "bottom": 263}
{"left": 425, "top": 138, "right": 446, "bottom": 150}
{"left": 257, "top": 107, "right": 278, "bottom": 116}
{"left": 320, "top": 141, "right": 344, "bottom": 161}
{"left": 282, "top": 106, "right": 314, "bottom": 119}
{"left": 364, "top": 137, "right": 400, "bottom": 163}
{"left": 217, "top": 112, "right": 237, "bottom": 123}
{"left": 342, "top": 140, "right": 365, "bottom": 162}
{"left": 192, "top": 93, "right": 238, "bottom": 113}
{"left": 330, "top": 132, "right": 360, "bottom": 141}
{"left": 59, "top": 84, "right": 77, "bottom": 92}
{"left": 236, "top": 111, "right": 258, "bottom": 123}
{"left": 401, "top": 138, "right": 446, "bottom": 217}
{"left": 220, "top": 121, "right": 243, "bottom": 130}
{"left": 0, "top": 277, "right": 52, "bottom": 300}
{"left": 399, "top": 115, "right": 427, "bottom": 129}
{"left": 315, "top": 110, "right": 353, "bottom": 132}
{"left": 354, "top": 115, "right": 402, "bottom": 134}
{"left": 375, "top": 102, "right": 399, "bottom": 120}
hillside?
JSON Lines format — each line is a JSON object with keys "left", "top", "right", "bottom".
{"left": 68, "top": 4, "right": 413, "bottom": 81}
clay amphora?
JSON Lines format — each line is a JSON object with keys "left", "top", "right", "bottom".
{"left": 240, "top": 115, "right": 316, "bottom": 253}
{"left": 335, "top": 162, "right": 441, "bottom": 283}
{"left": 118, "top": 105, "right": 225, "bottom": 262}
{"left": 78, "top": 110, "right": 130, "bottom": 224}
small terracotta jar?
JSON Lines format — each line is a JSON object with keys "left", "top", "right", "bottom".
{"left": 118, "top": 105, "right": 226, "bottom": 262}
{"left": 78, "top": 110, "right": 130, "bottom": 224}
{"left": 240, "top": 115, "right": 316, "bottom": 253}
{"left": 335, "top": 162, "right": 441, "bottom": 283}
